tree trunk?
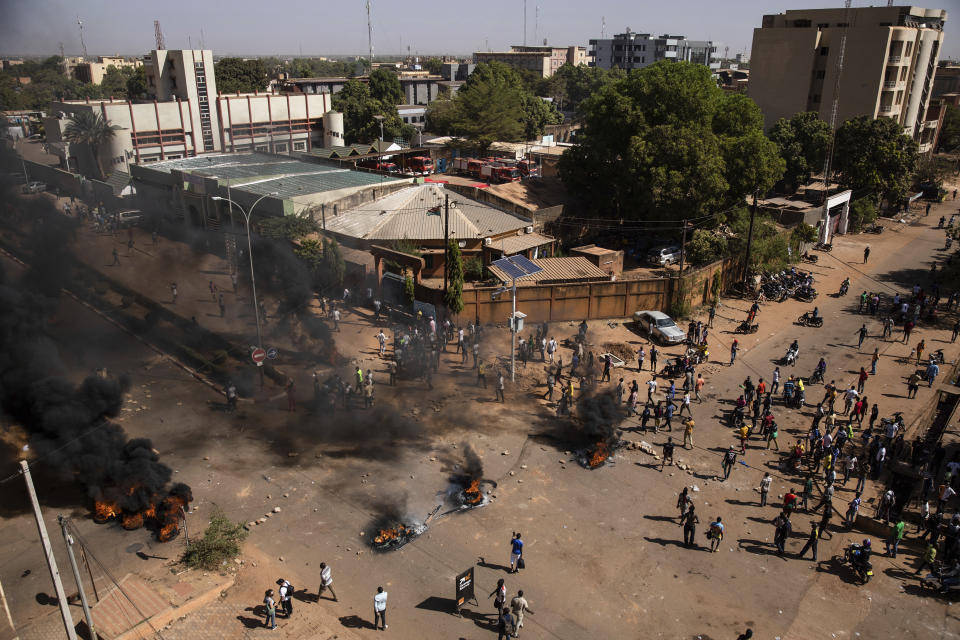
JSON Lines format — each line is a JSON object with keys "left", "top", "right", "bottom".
{"left": 91, "top": 144, "right": 105, "bottom": 180}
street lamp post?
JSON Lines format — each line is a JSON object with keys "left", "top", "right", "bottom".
{"left": 373, "top": 114, "right": 385, "bottom": 142}
{"left": 211, "top": 191, "right": 278, "bottom": 386}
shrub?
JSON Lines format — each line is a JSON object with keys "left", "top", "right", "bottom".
{"left": 464, "top": 256, "right": 485, "bottom": 281}
{"left": 686, "top": 229, "right": 727, "bottom": 265}
{"left": 180, "top": 507, "right": 248, "bottom": 571}
{"left": 848, "top": 198, "right": 878, "bottom": 232}
{"left": 402, "top": 273, "right": 415, "bottom": 304}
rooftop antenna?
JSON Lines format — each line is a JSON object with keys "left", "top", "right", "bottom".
{"left": 523, "top": 0, "right": 528, "bottom": 46}
{"left": 535, "top": 5, "right": 539, "bottom": 45}
{"left": 366, "top": 0, "right": 374, "bottom": 64}
{"left": 601, "top": 16, "right": 606, "bottom": 39}
{"left": 154, "top": 20, "right": 166, "bottom": 50}
{"left": 59, "top": 42, "right": 65, "bottom": 59}
{"left": 77, "top": 16, "right": 88, "bottom": 59}
{"left": 200, "top": 27, "right": 205, "bottom": 49}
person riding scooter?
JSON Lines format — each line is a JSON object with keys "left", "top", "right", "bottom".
{"left": 839, "top": 278, "right": 850, "bottom": 296}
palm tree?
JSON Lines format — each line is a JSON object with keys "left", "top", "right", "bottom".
{"left": 63, "top": 111, "right": 120, "bottom": 179}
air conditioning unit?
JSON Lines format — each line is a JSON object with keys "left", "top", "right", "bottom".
{"left": 484, "top": 237, "right": 492, "bottom": 246}
{"left": 525, "top": 226, "right": 534, "bottom": 234}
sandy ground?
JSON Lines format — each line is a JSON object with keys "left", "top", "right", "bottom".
{"left": 1, "top": 192, "right": 959, "bottom": 640}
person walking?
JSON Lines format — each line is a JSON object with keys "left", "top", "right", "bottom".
{"left": 856, "top": 324, "right": 868, "bottom": 350}
{"left": 771, "top": 366, "right": 781, "bottom": 395}
{"left": 332, "top": 308, "right": 341, "bottom": 332}
{"left": 730, "top": 339, "right": 739, "bottom": 366}
{"left": 263, "top": 589, "right": 278, "bottom": 629}
{"left": 708, "top": 516, "right": 725, "bottom": 552}
{"left": 797, "top": 521, "right": 820, "bottom": 561}
{"left": 489, "top": 578, "right": 507, "bottom": 615}
{"left": 695, "top": 373, "right": 705, "bottom": 403}
{"left": 680, "top": 504, "right": 700, "bottom": 547}
{"left": 373, "top": 586, "right": 388, "bottom": 630}
{"left": 760, "top": 472, "right": 772, "bottom": 507}
{"left": 277, "top": 578, "right": 293, "bottom": 617}
{"left": 318, "top": 562, "right": 338, "bottom": 601}
{"left": 907, "top": 371, "right": 921, "bottom": 398}
{"left": 677, "top": 486, "right": 691, "bottom": 519}
{"left": 496, "top": 371, "right": 506, "bottom": 403}
{"left": 660, "top": 437, "right": 675, "bottom": 471}
{"left": 721, "top": 447, "right": 737, "bottom": 480}
{"left": 773, "top": 512, "right": 792, "bottom": 556}
{"left": 510, "top": 532, "right": 524, "bottom": 573}
{"left": 885, "top": 516, "right": 906, "bottom": 558}
{"left": 926, "top": 360, "right": 940, "bottom": 388}
{"left": 863, "top": 245, "right": 870, "bottom": 264}
{"left": 509, "top": 590, "right": 534, "bottom": 636}
{"left": 682, "top": 417, "right": 695, "bottom": 449}
{"left": 871, "top": 347, "right": 880, "bottom": 375}
{"left": 497, "top": 609, "right": 516, "bottom": 640}
{"left": 650, "top": 345, "right": 659, "bottom": 373}
{"left": 766, "top": 421, "right": 780, "bottom": 451}
{"left": 111, "top": 246, "right": 120, "bottom": 266}
{"left": 915, "top": 543, "right": 938, "bottom": 575}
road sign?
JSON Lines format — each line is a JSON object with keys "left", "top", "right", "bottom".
{"left": 251, "top": 347, "right": 267, "bottom": 365}
{"left": 266, "top": 348, "right": 278, "bottom": 360}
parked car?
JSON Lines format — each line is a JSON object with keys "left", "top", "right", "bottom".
{"left": 647, "top": 245, "right": 681, "bottom": 266}
{"left": 116, "top": 210, "right": 145, "bottom": 228}
{"left": 633, "top": 310, "right": 686, "bottom": 344}
{"left": 22, "top": 181, "right": 46, "bottom": 194}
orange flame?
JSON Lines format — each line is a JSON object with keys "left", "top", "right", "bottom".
{"left": 121, "top": 512, "right": 144, "bottom": 530}
{"left": 157, "top": 522, "right": 179, "bottom": 542}
{"left": 94, "top": 501, "right": 118, "bottom": 523}
{"left": 374, "top": 524, "right": 413, "bottom": 544}
{"left": 588, "top": 442, "right": 611, "bottom": 468}
{"left": 463, "top": 479, "right": 483, "bottom": 505}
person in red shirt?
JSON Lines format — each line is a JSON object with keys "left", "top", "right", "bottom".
{"left": 857, "top": 367, "right": 869, "bottom": 393}
{"left": 783, "top": 489, "right": 799, "bottom": 513}
{"left": 757, "top": 378, "right": 767, "bottom": 397}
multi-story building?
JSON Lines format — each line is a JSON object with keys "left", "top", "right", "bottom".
{"left": 473, "top": 45, "right": 587, "bottom": 78}
{"left": 748, "top": 6, "right": 948, "bottom": 147}
{"left": 43, "top": 49, "right": 342, "bottom": 177}
{"left": 933, "top": 61, "right": 960, "bottom": 98}
{"left": 73, "top": 56, "right": 143, "bottom": 85}
{"left": 588, "top": 30, "right": 717, "bottom": 70}
{"left": 283, "top": 74, "right": 454, "bottom": 105}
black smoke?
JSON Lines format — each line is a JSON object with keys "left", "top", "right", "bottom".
{"left": 0, "top": 188, "right": 187, "bottom": 513}
{"left": 575, "top": 391, "right": 621, "bottom": 444}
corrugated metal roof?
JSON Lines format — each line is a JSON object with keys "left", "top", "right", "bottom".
{"left": 489, "top": 256, "right": 609, "bottom": 285}
{"left": 497, "top": 231, "right": 554, "bottom": 255}
{"left": 105, "top": 170, "right": 131, "bottom": 195}
{"left": 325, "top": 184, "right": 531, "bottom": 241}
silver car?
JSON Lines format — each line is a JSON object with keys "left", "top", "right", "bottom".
{"left": 647, "top": 245, "right": 681, "bottom": 266}
{"left": 633, "top": 310, "right": 686, "bottom": 344}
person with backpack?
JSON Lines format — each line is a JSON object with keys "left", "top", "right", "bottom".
{"left": 721, "top": 448, "right": 737, "bottom": 480}
{"left": 277, "top": 578, "right": 293, "bottom": 617}
{"left": 497, "top": 608, "right": 516, "bottom": 640}
{"left": 263, "top": 589, "right": 278, "bottom": 629}
{"left": 708, "top": 516, "right": 725, "bottom": 552}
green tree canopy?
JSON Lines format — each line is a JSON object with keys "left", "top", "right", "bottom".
{"left": 425, "top": 97, "right": 458, "bottom": 134}
{"left": 63, "top": 111, "right": 120, "bottom": 179}
{"left": 833, "top": 115, "right": 918, "bottom": 205}
{"left": 939, "top": 104, "right": 960, "bottom": 152}
{"left": 368, "top": 68, "right": 404, "bottom": 105}
{"left": 423, "top": 58, "right": 444, "bottom": 75}
{"left": 444, "top": 239, "right": 465, "bottom": 314}
{"left": 331, "top": 79, "right": 413, "bottom": 143}
{"left": 214, "top": 58, "right": 269, "bottom": 94}
{"left": 541, "top": 63, "right": 624, "bottom": 112}
{"left": 98, "top": 65, "right": 137, "bottom": 99}
{"left": 768, "top": 111, "right": 832, "bottom": 192}
{"left": 559, "top": 61, "right": 783, "bottom": 221}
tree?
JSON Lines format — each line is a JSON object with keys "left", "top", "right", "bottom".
{"left": 402, "top": 272, "right": 415, "bottom": 305}
{"left": 833, "top": 115, "right": 918, "bottom": 206}
{"left": 368, "top": 68, "right": 404, "bottom": 106}
{"left": 940, "top": 105, "right": 960, "bottom": 152}
{"left": 126, "top": 66, "right": 147, "bottom": 99}
{"left": 444, "top": 240, "right": 464, "bottom": 314}
{"left": 426, "top": 98, "right": 458, "bottom": 135}
{"left": 214, "top": 58, "right": 268, "bottom": 94}
{"left": 423, "top": 58, "right": 444, "bottom": 75}
{"left": 321, "top": 237, "right": 345, "bottom": 293}
{"left": 544, "top": 63, "right": 622, "bottom": 112}
{"left": 847, "top": 198, "right": 878, "bottom": 232}
{"left": 685, "top": 229, "right": 727, "bottom": 265}
{"left": 520, "top": 93, "right": 563, "bottom": 140}
{"left": 559, "top": 61, "right": 782, "bottom": 222}
{"left": 98, "top": 65, "right": 136, "bottom": 99}
{"left": 768, "top": 112, "right": 832, "bottom": 192}
{"left": 63, "top": 111, "right": 120, "bottom": 179}
{"left": 452, "top": 62, "right": 526, "bottom": 152}
{"left": 331, "top": 79, "right": 411, "bottom": 143}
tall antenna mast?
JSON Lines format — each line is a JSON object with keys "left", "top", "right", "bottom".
{"left": 523, "top": 0, "right": 528, "bottom": 46}
{"left": 154, "top": 20, "right": 166, "bottom": 50}
{"left": 535, "top": 6, "right": 539, "bottom": 45}
{"left": 601, "top": 16, "right": 606, "bottom": 39}
{"left": 820, "top": 0, "right": 853, "bottom": 205}
{"left": 200, "top": 27, "right": 205, "bottom": 49}
{"left": 59, "top": 42, "right": 65, "bottom": 59}
{"left": 366, "top": 0, "right": 374, "bottom": 64}
{"left": 77, "top": 16, "right": 88, "bottom": 59}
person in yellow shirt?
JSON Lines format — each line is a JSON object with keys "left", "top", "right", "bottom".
{"left": 683, "top": 418, "right": 695, "bottom": 449}
{"left": 739, "top": 423, "right": 750, "bottom": 453}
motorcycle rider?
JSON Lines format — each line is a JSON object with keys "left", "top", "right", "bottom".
{"left": 811, "top": 306, "right": 820, "bottom": 320}
{"left": 840, "top": 278, "right": 850, "bottom": 295}
{"left": 850, "top": 538, "right": 872, "bottom": 576}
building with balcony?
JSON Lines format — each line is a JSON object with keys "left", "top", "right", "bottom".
{"left": 932, "top": 62, "right": 960, "bottom": 98}
{"left": 473, "top": 45, "right": 587, "bottom": 78}
{"left": 748, "top": 6, "right": 947, "bottom": 140}
{"left": 588, "top": 30, "right": 717, "bottom": 71}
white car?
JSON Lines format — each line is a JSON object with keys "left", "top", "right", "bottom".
{"left": 22, "top": 181, "right": 46, "bottom": 194}
{"left": 116, "top": 210, "right": 145, "bottom": 228}
{"left": 647, "top": 245, "right": 681, "bottom": 266}
{"left": 633, "top": 310, "right": 686, "bottom": 344}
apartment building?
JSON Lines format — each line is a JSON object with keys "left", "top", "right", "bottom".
{"left": 748, "top": 6, "right": 948, "bottom": 148}
{"left": 473, "top": 45, "right": 587, "bottom": 78}
{"left": 43, "top": 49, "right": 340, "bottom": 177}
{"left": 73, "top": 56, "right": 143, "bottom": 85}
{"left": 588, "top": 30, "right": 717, "bottom": 70}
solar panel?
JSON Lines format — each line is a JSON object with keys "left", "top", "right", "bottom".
{"left": 491, "top": 255, "right": 544, "bottom": 281}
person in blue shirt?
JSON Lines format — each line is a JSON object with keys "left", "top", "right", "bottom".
{"left": 510, "top": 532, "right": 524, "bottom": 573}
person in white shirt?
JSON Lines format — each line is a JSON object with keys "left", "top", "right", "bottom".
{"left": 647, "top": 378, "right": 658, "bottom": 402}
{"left": 318, "top": 562, "right": 337, "bottom": 601}
{"left": 377, "top": 330, "right": 387, "bottom": 357}
{"left": 760, "top": 472, "right": 773, "bottom": 506}
{"left": 547, "top": 338, "right": 557, "bottom": 362}
{"left": 374, "top": 586, "right": 388, "bottom": 630}
{"left": 276, "top": 578, "right": 293, "bottom": 617}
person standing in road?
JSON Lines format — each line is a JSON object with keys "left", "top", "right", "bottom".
{"left": 218, "top": 293, "right": 225, "bottom": 317}
{"left": 111, "top": 246, "right": 120, "bottom": 266}
{"left": 771, "top": 366, "right": 780, "bottom": 395}
{"left": 332, "top": 307, "right": 341, "bottom": 332}
{"left": 677, "top": 486, "right": 691, "bottom": 518}
{"left": 926, "top": 360, "right": 940, "bottom": 388}
{"left": 856, "top": 324, "right": 868, "bottom": 350}
{"left": 773, "top": 512, "right": 792, "bottom": 556}
{"left": 871, "top": 347, "right": 880, "bottom": 375}
{"left": 863, "top": 245, "right": 870, "bottom": 264}
{"left": 509, "top": 590, "right": 534, "bottom": 636}
{"left": 263, "top": 589, "right": 278, "bottom": 629}
{"left": 846, "top": 493, "right": 863, "bottom": 526}
{"left": 907, "top": 372, "right": 921, "bottom": 398}
{"left": 682, "top": 417, "right": 695, "bottom": 449}
{"left": 797, "top": 521, "right": 820, "bottom": 561}
{"left": 680, "top": 504, "right": 700, "bottom": 548}
{"left": 509, "top": 532, "right": 524, "bottom": 573}
{"left": 730, "top": 339, "right": 739, "bottom": 366}
{"left": 760, "top": 472, "right": 772, "bottom": 507}
{"left": 721, "top": 447, "right": 737, "bottom": 480}
{"left": 695, "top": 373, "right": 705, "bottom": 403}
{"left": 489, "top": 578, "right": 507, "bottom": 615}
{"left": 886, "top": 516, "right": 906, "bottom": 558}
{"left": 318, "top": 562, "right": 338, "bottom": 601}
{"left": 496, "top": 371, "right": 505, "bottom": 403}
{"left": 497, "top": 609, "right": 516, "bottom": 640}
{"left": 708, "top": 516, "right": 725, "bottom": 552}
{"left": 660, "top": 437, "right": 675, "bottom": 471}
{"left": 277, "top": 579, "right": 293, "bottom": 617}
{"left": 708, "top": 304, "right": 716, "bottom": 328}
{"left": 373, "top": 586, "right": 388, "bottom": 630}
{"left": 650, "top": 345, "right": 659, "bottom": 372}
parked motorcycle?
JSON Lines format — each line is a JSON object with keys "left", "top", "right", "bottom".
{"left": 795, "top": 285, "right": 818, "bottom": 302}
{"left": 800, "top": 252, "right": 819, "bottom": 264}
{"left": 921, "top": 563, "right": 960, "bottom": 594}
{"left": 736, "top": 320, "right": 759, "bottom": 334}
{"left": 865, "top": 223, "right": 884, "bottom": 234}
{"left": 814, "top": 242, "right": 833, "bottom": 252}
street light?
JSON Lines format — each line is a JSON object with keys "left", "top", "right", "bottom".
{"left": 211, "top": 191, "right": 278, "bottom": 383}
{"left": 373, "top": 114, "right": 385, "bottom": 142}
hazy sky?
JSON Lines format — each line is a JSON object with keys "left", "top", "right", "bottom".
{"left": 2, "top": 0, "right": 957, "bottom": 60}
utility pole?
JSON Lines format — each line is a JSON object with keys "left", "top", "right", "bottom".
{"left": 510, "top": 277, "right": 517, "bottom": 382}
{"left": 58, "top": 517, "right": 98, "bottom": 640}
{"left": 743, "top": 192, "right": 758, "bottom": 282}
{"left": 677, "top": 219, "right": 688, "bottom": 310}
{"left": 77, "top": 16, "right": 87, "bottom": 59}
{"left": 21, "top": 462, "right": 77, "bottom": 640}
{"left": 443, "top": 194, "right": 450, "bottom": 293}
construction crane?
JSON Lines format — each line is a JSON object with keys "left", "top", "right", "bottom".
{"left": 154, "top": 20, "right": 166, "bottom": 50}
{"left": 77, "top": 16, "right": 88, "bottom": 59}
{"left": 818, "top": 0, "right": 853, "bottom": 242}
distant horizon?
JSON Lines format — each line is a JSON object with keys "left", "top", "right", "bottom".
{"left": 2, "top": 0, "right": 957, "bottom": 61}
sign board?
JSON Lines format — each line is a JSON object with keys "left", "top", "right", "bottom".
{"left": 251, "top": 347, "right": 267, "bottom": 364}
{"left": 455, "top": 566, "right": 475, "bottom": 611}
{"left": 266, "top": 347, "right": 279, "bottom": 360}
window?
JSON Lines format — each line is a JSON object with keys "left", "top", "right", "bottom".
{"left": 274, "top": 143, "right": 287, "bottom": 153}
{"left": 817, "top": 23, "right": 829, "bottom": 28}
{"left": 293, "top": 141, "right": 306, "bottom": 151}
{"left": 794, "top": 19, "right": 811, "bottom": 28}
{"left": 255, "top": 145, "right": 268, "bottom": 151}
{"left": 820, "top": 47, "right": 829, "bottom": 56}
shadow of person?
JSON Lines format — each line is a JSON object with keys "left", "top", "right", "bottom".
{"left": 339, "top": 614, "right": 376, "bottom": 629}
{"left": 236, "top": 614, "right": 265, "bottom": 629}
{"left": 477, "top": 556, "right": 512, "bottom": 573}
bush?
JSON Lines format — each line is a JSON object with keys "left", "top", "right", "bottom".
{"left": 464, "top": 256, "right": 485, "bottom": 281}
{"left": 402, "top": 274, "right": 415, "bottom": 304}
{"left": 181, "top": 507, "right": 248, "bottom": 571}
{"left": 667, "top": 298, "right": 691, "bottom": 320}
{"left": 848, "top": 198, "right": 877, "bottom": 232}
{"left": 791, "top": 222, "right": 817, "bottom": 244}
{"left": 686, "top": 229, "right": 727, "bottom": 265}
